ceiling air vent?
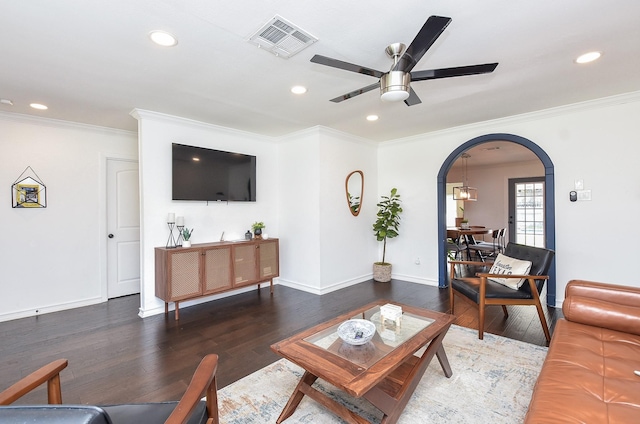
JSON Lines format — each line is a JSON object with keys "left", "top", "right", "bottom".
{"left": 248, "top": 15, "right": 318, "bottom": 59}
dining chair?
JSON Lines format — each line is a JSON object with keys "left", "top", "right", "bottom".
{"left": 448, "top": 243, "right": 555, "bottom": 342}
{"left": 446, "top": 229, "right": 463, "bottom": 260}
{"left": 0, "top": 354, "right": 220, "bottom": 424}
{"left": 468, "top": 228, "right": 506, "bottom": 261}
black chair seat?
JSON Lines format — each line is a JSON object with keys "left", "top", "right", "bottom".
{"left": 0, "top": 402, "right": 209, "bottom": 424}
{"left": 451, "top": 278, "right": 535, "bottom": 302}
{"left": 103, "top": 401, "right": 208, "bottom": 424}
{"left": 0, "top": 405, "right": 110, "bottom": 424}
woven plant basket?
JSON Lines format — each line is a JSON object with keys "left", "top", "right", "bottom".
{"left": 373, "top": 263, "right": 392, "bottom": 283}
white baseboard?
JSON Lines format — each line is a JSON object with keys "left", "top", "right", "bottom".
{"left": 0, "top": 296, "right": 104, "bottom": 323}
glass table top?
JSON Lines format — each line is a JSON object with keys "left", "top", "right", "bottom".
{"left": 304, "top": 305, "right": 434, "bottom": 368}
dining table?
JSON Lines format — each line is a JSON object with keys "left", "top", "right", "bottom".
{"left": 447, "top": 226, "right": 493, "bottom": 260}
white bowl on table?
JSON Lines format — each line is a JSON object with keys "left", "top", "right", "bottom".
{"left": 337, "top": 319, "right": 376, "bottom": 345}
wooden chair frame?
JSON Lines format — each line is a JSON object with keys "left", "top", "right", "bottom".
{"left": 0, "top": 354, "right": 219, "bottom": 424}
{"left": 449, "top": 259, "right": 551, "bottom": 343}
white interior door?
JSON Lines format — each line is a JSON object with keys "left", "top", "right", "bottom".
{"left": 107, "top": 159, "right": 140, "bottom": 298}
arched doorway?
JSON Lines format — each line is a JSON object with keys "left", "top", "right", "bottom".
{"left": 436, "top": 133, "right": 557, "bottom": 305}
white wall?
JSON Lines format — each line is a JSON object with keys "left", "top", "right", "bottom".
{"left": 318, "top": 129, "right": 378, "bottom": 292}
{"left": 133, "top": 110, "right": 280, "bottom": 317}
{"left": 277, "top": 127, "right": 378, "bottom": 294}
{"left": 0, "top": 112, "right": 137, "bottom": 321}
{"left": 277, "top": 129, "right": 322, "bottom": 291}
{"left": 378, "top": 92, "right": 640, "bottom": 305}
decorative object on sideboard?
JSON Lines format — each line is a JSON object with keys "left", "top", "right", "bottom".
{"left": 175, "top": 216, "right": 185, "bottom": 246}
{"left": 252, "top": 221, "right": 265, "bottom": 240}
{"left": 181, "top": 227, "right": 193, "bottom": 248}
{"left": 245, "top": 230, "right": 253, "bottom": 240}
{"left": 12, "top": 166, "right": 47, "bottom": 208}
{"left": 166, "top": 213, "right": 177, "bottom": 248}
{"left": 372, "top": 188, "right": 402, "bottom": 282}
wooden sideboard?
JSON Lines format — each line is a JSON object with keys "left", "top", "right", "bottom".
{"left": 155, "top": 238, "right": 279, "bottom": 319}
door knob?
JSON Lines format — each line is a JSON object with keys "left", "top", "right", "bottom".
{"left": 108, "top": 234, "right": 114, "bottom": 238}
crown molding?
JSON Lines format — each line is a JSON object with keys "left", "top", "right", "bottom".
{"left": 131, "top": 108, "right": 279, "bottom": 143}
{"left": 384, "top": 90, "right": 640, "bottom": 147}
{"left": 0, "top": 110, "right": 136, "bottom": 136}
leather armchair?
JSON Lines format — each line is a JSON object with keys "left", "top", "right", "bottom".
{"left": 449, "top": 242, "right": 555, "bottom": 341}
{"left": 0, "top": 354, "right": 219, "bottom": 424}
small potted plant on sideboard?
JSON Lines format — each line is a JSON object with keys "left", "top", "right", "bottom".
{"left": 252, "top": 221, "right": 265, "bottom": 240}
{"left": 182, "top": 228, "right": 193, "bottom": 247}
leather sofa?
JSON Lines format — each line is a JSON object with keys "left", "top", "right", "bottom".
{"left": 524, "top": 280, "right": 640, "bottom": 423}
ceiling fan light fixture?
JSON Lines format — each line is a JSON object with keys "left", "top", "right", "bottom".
{"left": 380, "top": 71, "right": 410, "bottom": 102}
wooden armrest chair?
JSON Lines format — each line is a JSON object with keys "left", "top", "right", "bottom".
{"left": 448, "top": 243, "right": 555, "bottom": 342}
{"left": 0, "top": 354, "right": 219, "bottom": 424}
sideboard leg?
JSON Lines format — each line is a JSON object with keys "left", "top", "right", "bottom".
{"left": 165, "top": 302, "right": 168, "bottom": 315}
{"left": 270, "top": 279, "right": 274, "bottom": 294}
{"left": 175, "top": 301, "right": 180, "bottom": 320}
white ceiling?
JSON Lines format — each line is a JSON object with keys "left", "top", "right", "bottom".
{"left": 1, "top": 0, "right": 639, "bottom": 142}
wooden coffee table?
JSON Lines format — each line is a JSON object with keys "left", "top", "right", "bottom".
{"left": 270, "top": 300, "right": 456, "bottom": 424}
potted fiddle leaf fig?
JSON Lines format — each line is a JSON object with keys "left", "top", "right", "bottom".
{"left": 372, "top": 188, "right": 402, "bottom": 282}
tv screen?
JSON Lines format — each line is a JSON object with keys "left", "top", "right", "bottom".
{"left": 172, "top": 143, "right": 256, "bottom": 201}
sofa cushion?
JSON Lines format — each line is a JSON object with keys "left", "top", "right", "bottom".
{"left": 487, "top": 253, "right": 532, "bottom": 289}
{"left": 524, "top": 319, "right": 640, "bottom": 423}
{"left": 563, "top": 295, "right": 640, "bottom": 336}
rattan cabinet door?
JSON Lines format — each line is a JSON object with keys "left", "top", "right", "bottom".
{"left": 258, "top": 240, "right": 279, "bottom": 278}
{"left": 203, "top": 246, "right": 232, "bottom": 294}
{"left": 168, "top": 249, "right": 201, "bottom": 300}
{"left": 233, "top": 244, "right": 257, "bottom": 286}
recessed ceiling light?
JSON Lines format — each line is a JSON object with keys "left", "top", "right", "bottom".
{"left": 1, "top": 98, "right": 13, "bottom": 106}
{"left": 366, "top": 115, "right": 379, "bottom": 122}
{"left": 149, "top": 30, "right": 178, "bottom": 47}
{"left": 575, "top": 51, "right": 601, "bottom": 64}
{"left": 192, "top": 157, "right": 200, "bottom": 162}
{"left": 291, "top": 85, "right": 307, "bottom": 95}
{"left": 30, "top": 103, "right": 48, "bottom": 110}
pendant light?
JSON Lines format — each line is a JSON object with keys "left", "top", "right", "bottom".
{"left": 453, "top": 153, "right": 478, "bottom": 201}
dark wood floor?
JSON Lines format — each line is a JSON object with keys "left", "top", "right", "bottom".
{"left": 0, "top": 279, "right": 562, "bottom": 406}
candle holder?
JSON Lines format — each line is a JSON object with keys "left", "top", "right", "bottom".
{"left": 176, "top": 225, "right": 184, "bottom": 247}
{"left": 166, "top": 222, "right": 177, "bottom": 248}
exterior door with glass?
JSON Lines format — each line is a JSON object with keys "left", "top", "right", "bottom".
{"left": 508, "top": 177, "right": 545, "bottom": 247}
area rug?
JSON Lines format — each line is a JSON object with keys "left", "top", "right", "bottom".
{"left": 217, "top": 325, "right": 547, "bottom": 423}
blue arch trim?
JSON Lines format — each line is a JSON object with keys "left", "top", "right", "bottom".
{"left": 437, "top": 133, "right": 557, "bottom": 305}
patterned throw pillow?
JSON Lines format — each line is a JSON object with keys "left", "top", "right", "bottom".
{"left": 488, "top": 253, "right": 532, "bottom": 290}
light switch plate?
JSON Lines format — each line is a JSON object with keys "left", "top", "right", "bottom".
{"left": 574, "top": 179, "right": 584, "bottom": 190}
{"left": 577, "top": 189, "right": 591, "bottom": 201}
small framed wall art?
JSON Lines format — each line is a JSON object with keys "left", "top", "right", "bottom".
{"left": 12, "top": 166, "right": 47, "bottom": 208}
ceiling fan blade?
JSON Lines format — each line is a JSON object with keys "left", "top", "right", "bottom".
{"left": 410, "top": 63, "right": 499, "bottom": 81}
{"left": 311, "top": 55, "right": 384, "bottom": 78}
{"left": 330, "top": 83, "right": 380, "bottom": 103}
{"left": 404, "top": 87, "right": 422, "bottom": 106}
{"left": 393, "top": 16, "right": 451, "bottom": 73}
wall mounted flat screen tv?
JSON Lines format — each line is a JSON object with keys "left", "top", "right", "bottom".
{"left": 172, "top": 143, "right": 256, "bottom": 201}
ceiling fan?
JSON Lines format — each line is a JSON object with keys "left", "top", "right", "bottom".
{"left": 310, "top": 15, "right": 498, "bottom": 106}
